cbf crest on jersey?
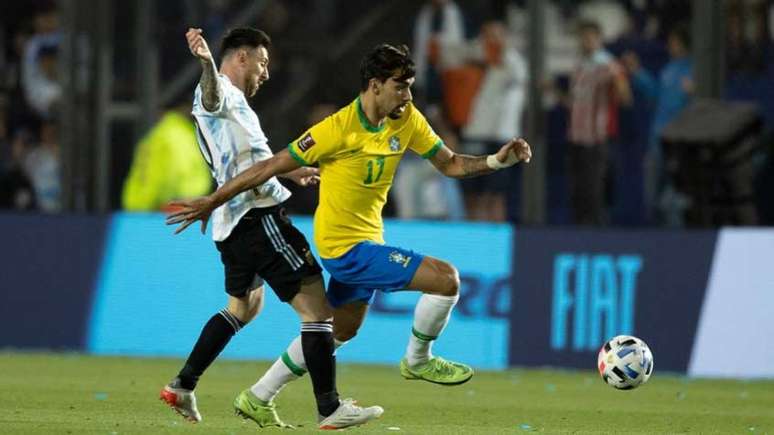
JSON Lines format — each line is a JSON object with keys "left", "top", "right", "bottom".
{"left": 389, "top": 135, "right": 400, "bottom": 152}
{"left": 388, "top": 250, "right": 412, "bottom": 268}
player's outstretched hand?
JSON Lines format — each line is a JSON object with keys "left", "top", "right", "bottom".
{"left": 186, "top": 28, "right": 213, "bottom": 63}
{"left": 165, "top": 196, "right": 216, "bottom": 235}
{"left": 285, "top": 166, "right": 320, "bottom": 187}
{"left": 494, "top": 137, "right": 532, "bottom": 167}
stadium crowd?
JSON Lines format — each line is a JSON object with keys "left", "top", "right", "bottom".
{"left": 1, "top": 0, "right": 773, "bottom": 226}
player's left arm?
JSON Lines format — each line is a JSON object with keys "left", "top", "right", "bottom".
{"left": 166, "top": 149, "right": 301, "bottom": 234}
{"left": 428, "top": 138, "right": 532, "bottom": 179}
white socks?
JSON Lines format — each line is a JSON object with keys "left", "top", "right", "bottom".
{"left": 405, "top": 293, "right": 459, "bottom": 367}
{"left": 250, "top": 293, "right": 460, "bottom": 402}
{"left": 251, "top": 336, "right": 346, "bottom": 402}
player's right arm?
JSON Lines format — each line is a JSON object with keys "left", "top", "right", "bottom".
{"left": 186, "top": 28, "right": 221, "bottom": 111}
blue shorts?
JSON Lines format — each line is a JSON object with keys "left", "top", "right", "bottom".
{"left": 321, "top": 242, "right": 424, "bottom": 308}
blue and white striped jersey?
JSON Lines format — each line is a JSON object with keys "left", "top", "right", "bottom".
{"left": 192, "top": 74, "right": 291, "bottom": 241}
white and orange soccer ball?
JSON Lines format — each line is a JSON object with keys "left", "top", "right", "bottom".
{"left": 597, "top": 335, "right": 654, "bottom": 390}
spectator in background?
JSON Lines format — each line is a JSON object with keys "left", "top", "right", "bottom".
{"left": 0, "top": 100, "right": 36, "bottom": 211}
{"left": 613, "top": 48, "right": 656, "bottom": 227}
{"left": 459, "top": 21, "right": 527, "bottom": 222}
{"left": 22, "top": 119, "right": 60, "bottom": 212}
{"left": 122, "top": 101, "right": 211, "bottom": 211}
{"left": 647, "top": 24, "right": 693, "bottom": 225}
{"left": 727, "top": 0, "right": 768, "bottom": 74}
{"left": 0, "top": 136, "right": 37, "bottom": 211}
{"left": 562, "top": 20, "right": 632, "bottom": 226}
{"left": 647, "top": 25, "right": 693, "bottom": 157}
{"left": 21, "top": 4, "right": 61, "bottom": 119}
{"left": 400, "top": 0, "right": 467, "bottom": 221}
{"left": 3, "top": 19, "right": 36, "bottom": 131}
{"left": 393, "top": 105, "right": 465, "bottom": 221}
{"left": 24, "top": 43, "right": 60, "bottom": 117}
{"left": 412, "top": 0, "right": 465, "bottom": 107}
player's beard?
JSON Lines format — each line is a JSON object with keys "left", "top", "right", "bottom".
{"left": 248, "top": 80, "right": 259, "bottom": 97}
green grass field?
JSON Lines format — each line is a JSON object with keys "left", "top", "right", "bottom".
{"left": 1, "top": 352, "right": 772, "bottom": 434}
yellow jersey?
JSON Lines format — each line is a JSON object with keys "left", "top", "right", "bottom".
{"left": 122, "top": 111, "right": 211, "bottom": 211}
{"left": 288, "top": 97, "right": 443, "bottom": 259}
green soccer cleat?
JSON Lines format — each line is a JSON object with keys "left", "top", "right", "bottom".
{"left": 400, "top": 356, "right": 474, "bottom": 385}
{"left": 233, "top": 389, "right": 293, "bottom": 429}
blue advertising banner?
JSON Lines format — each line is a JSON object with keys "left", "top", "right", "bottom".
{"left": 509, "top": 228, "right": 717, "bottom": 373}
{"left": 88, "top": 214, "right": 512, "bottom": 369}
{"left": 0, "top": 213, "right": 108, "bottom": 350}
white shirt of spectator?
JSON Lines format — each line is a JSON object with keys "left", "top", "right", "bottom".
{"left": 412, "top": 1, "right": 465, "bottom": 87}
{"left": 22, "top": 32, "right": 62, "bottom": 117}
{"left": 462, "top": 40, "right": 528, "bottom": 142}
{"left": 192, "top": 74, "right": 290, "bottom": 241}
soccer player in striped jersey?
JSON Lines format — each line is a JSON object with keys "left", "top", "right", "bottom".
{"left": 167, "top": 43, "right": 531, "bottom": 417}
{"left": 159, "top": 27, "right": 382, "bottom": 430}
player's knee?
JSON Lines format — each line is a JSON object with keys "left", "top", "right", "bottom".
{"left": 247, "top": 289, "right": 266, "bottom": 321}
{"left": 333, "top": 324, "right": 358, "bottom": 342}
{"left": 334, "top": 329, "right": 357, "bottom": 342}
{"left": 297, "top": 305, "right": 333, "bottom": 323}
{"left": 228, "top": 287, "right": 264, "bottom": 324}
{"left": 241, "top": 303, "right": 261, "bottom": 323}
{"left": 292, "top": 289, "right": 333, "bottom": 322}
{"left": 436, "top": 262, "right": 460, "bottom": 297}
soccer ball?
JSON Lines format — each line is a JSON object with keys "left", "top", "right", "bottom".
{"left": 597, "top": 335, "right": 654, "bottom": 390}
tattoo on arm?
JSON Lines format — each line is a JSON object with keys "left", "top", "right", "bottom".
{"left": 430, "top": 145, "right": 495, "bottom": 178}
{"left": 200, "top": 59, "right": 221, "bottom": 111}
{"left": 458, "top": 154, "right": 495, "bottom": 178}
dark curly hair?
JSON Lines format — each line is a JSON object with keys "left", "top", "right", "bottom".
{"left": 359, "top": 44, "right": 415, "bottom": 92}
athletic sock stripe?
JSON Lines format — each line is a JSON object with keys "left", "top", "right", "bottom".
{"left": 301, "top": 327, "right": 334, "bottom": 333}
{"left": 301, "top": 322, "right": 333, "bottom": 331}
{"left": 267, "top": 215, "right": 305, "bottom": 267}
{"left": 219, "top": 309, "right": 241, "bottom": 333}
{"left": 223, "top": 310, "right": 245, "bottom": 329}
{"left": 412, "top": 327, "right": 437, "bottom": 341}
{"left": 261, "top": 216, "right": 301, "bottom": 270}
{"left": 301, "top": 324, "right": 333, "bottom": 329}
{"left": 281, "top": 351, "right": 307, "bottom": 376}
{"left": 220, "top": 309, "right": 240, "bottom": 332}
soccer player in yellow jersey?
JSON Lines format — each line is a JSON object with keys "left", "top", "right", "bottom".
{"left": 168, "top": 43, "right": 531, "bottom": 401}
